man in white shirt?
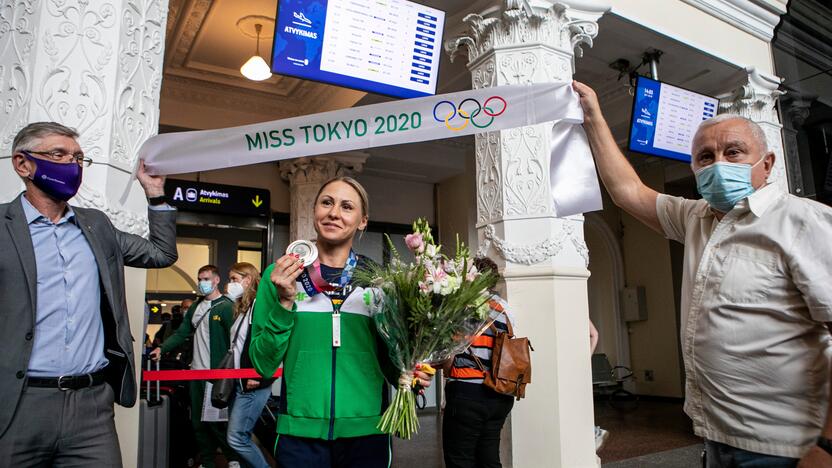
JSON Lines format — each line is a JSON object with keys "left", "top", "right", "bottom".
{"left": 573, "top": 81, "right": 832, "bottom": 467}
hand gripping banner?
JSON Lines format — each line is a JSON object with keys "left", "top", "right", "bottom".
{"left": 140, "top": 82, "right": 602, "bottom": 217}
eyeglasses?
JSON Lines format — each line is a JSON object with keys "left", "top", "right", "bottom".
{"left": 21, "top": 149, "right": 93, "bottom": 167}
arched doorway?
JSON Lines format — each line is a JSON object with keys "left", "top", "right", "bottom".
{"left": 585, "top": 213, "right": 631, "bottom": 374}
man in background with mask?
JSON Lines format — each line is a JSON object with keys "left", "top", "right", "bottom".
{"left": 573, "top": 82, "right": 832, "bottom": 467}
{"left": 150, "top": 265, "right": 240, "bottom": 468}
{"left": 0, "top": 122, "right": 178, "bottom": 465}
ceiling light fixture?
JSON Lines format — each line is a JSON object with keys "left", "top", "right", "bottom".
{"left": 240, "top": 23, "right": 272, "bottom": 81}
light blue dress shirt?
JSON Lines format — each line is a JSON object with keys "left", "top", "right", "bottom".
{"left": 22, "top": 195, "right": 108, "bottom": 377}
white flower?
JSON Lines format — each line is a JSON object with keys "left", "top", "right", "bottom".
{"left": 466, "top": 263, "right": 479, "bottom": 282}
{"left": 439, "top": 275, "right": 461, "bottom": 295}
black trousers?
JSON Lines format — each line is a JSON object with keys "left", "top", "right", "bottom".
{"left": 442, "top": 381, "right": 514, "bottom": 468}
{"left": 275, "top": 433, "right": 391, "bottom": 468}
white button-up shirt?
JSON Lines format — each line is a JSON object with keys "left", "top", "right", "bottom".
{"left": 657, "top": 184, "right": 832, "bottom": 458}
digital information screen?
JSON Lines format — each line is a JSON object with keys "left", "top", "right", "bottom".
{"left": 272, "top": 0, "right": 445, "bottom": 99}
{"left": 628, "top": 76, "right": 718, "bottom": 163}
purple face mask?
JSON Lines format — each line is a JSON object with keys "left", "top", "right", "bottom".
{"left": 22, "top": 151, "right": 83, "bottom": 201}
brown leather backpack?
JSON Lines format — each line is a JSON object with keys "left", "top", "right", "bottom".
{"left": 476, "top": 308, "right": 533, "bottom": 400}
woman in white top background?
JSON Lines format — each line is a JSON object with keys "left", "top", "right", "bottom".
{"left": 226, "top": 262, "right": 273, "bottom": 468}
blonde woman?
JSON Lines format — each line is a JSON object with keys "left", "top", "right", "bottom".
{"left": 250, "top": 177, "right": 433, "bottom": 467}
{"left": 225, "top": 262, "right": 273, "bottom": 468}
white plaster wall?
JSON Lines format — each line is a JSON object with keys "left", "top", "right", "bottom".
{"left": 436, "top": 152, "right": 477, "bottom": 249}
{"left": 357, "top": 174, "right": 435, "bottom": 226}
{"left": 620, "top": 166, "right": 684, "bottom": 398}
{"left": 609, "top": 0, "right": 775, "bottom": 73}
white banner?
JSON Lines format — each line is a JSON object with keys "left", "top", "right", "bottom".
{"left": 140, "top": 82, "right": 601, "bottom": 217}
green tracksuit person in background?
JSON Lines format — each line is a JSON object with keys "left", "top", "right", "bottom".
{"left": 152, "top": 265, "right": 240, "bottom": 468}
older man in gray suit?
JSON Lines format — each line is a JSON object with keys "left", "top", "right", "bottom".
{"left": 0, "top": 122, "right": 178, "bottom": 466}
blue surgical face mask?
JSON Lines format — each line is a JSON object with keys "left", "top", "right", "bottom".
{"left": 198, "top": 280, "right": 214, "bottom": 295}
{"left": 694, "top": 155, "right": 766, "bottom": 213}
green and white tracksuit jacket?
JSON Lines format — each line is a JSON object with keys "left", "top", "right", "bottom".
{"left": 249, "top": 261, "right": 396, "bottom": 440}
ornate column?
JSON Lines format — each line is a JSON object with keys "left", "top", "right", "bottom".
{"left": 279, "top": 153, "right": 368, "bottom": 241}
{"left": 0, "top": 1, "right": 168, "bottom": 465}
{"left": 447, "top": 1, "right": 607, "bottom": 466}
{"left": 719, "top": 67, "right": 790, "bottom": 193}
{"left": 781, "top": 94, "right": 814, "bottom": 197}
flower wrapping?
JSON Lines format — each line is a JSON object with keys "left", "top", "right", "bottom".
{"left": 356, "top": 218, "right": 496, "bottom": 439}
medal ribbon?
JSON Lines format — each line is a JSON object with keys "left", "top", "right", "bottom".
{"left": 301, "top": 250, "right": 358, "bottom": 297}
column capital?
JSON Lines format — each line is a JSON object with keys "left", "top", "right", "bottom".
{"left": 445, "top": 0, "right": 608, "bottom": 69}
{"left": 718, "top": 67, "right": 784, "bottom": 122}
{"left": 278, "top": 153, "right": 368, "bottom": 186}
{"left": 718, "top": 67, "right": 789, "bottom": 192}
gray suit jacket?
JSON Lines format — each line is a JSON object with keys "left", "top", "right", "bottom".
{"left": 0, "top": 193, "right": 177, "bottom": 437}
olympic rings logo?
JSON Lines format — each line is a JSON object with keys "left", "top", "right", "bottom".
{"left": 433, "top": 96, "right": 507, "bottom": 131}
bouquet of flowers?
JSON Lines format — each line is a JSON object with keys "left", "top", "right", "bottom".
{"left": 356, "top": 218, "right": 497, "bottom": 439}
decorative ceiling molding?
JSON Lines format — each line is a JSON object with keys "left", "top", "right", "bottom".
{"left": 165, "top": 0, "right": 186, "bottom": 48}
{"left": 680, "top": 0, "right": 787, "bottom": 41}
{"left": 160, "top": 74, "right": 306, "bottom": 118}
{"left": 164, "top": 62, "right": 301, "bottom": 96}
{"left": 166, "top": 0, "right": 211, "bottom": 65}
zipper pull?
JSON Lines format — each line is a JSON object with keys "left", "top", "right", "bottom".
{"left": 332, "top": 311, "right": 341, "bottom": 348}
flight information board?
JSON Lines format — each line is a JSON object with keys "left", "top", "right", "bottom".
{"left": 628, "top": 76, "right": 718, "bottom": 162}
{"left": 272, "top": 0, "right": 445, "bottom": 99}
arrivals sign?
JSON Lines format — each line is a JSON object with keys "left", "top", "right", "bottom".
{"left": 141, "top": 82, "right": 602, "bottom": 218}
{"left": 164, "top": 179, "right": 270, "bottom": 217}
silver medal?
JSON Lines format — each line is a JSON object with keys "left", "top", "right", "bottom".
{"left": 286, "top": 240, "right": 318, "bottom": 267}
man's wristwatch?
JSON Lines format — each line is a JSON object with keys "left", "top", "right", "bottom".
{"left": 147, "top": 195, "right": 167, "bottom": 206}
{"left": 817, "top": 436, "right": 832, "bottom": 455}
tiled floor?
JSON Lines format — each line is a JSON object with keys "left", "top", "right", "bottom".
{"left": 603, "top": 444, "right": 704, "bottom": 468}
{"left": 392, "top": 410, "right": 445, "bottom": 467}
{"left": 392, "top": 398, "right": 700, "bottom": 467}
{"left": 211, "top": 398, "right": 699, "bottom": 467}
{"left": 596, "top": 398, "right": 701, "bottom": 464}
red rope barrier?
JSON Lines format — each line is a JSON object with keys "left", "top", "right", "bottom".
{"left": 142, "top": 368, "right": 282, "bottom": 382}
